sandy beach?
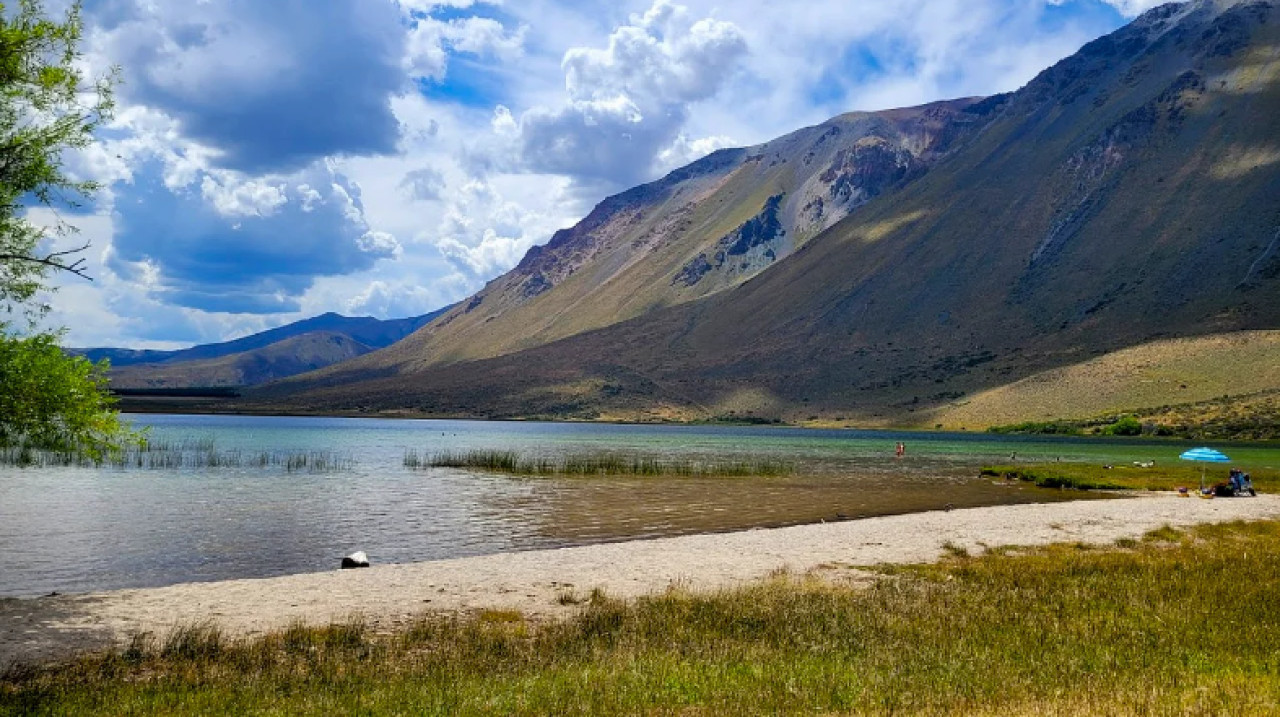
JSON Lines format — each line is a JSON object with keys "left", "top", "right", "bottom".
{"left": 4, "top": 493, "right": 1279, "bottom": 668}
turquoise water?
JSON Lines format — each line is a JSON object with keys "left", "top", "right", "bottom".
{"left": 1, "top": 414, "right": 1275, "bottom": 597}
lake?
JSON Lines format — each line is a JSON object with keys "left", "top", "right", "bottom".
{"left": 2, "top": 414, "right": 1277, "bottom": 597}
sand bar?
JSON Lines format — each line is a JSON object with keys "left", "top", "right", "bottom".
{"left": 4, "top": 493, "right": 1280, "bottom": 667}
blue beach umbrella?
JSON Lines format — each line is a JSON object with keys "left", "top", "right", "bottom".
{"left": 1180, "top": 447, "right": 1231, "bottom": 491}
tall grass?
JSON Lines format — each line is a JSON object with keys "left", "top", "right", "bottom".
{"left": 407, "top": 448, "right": 793, "bottom": 477}
{"left": 5, "top": 521, "right": 1280, "bottom": 714}
{"left": 0, "top": 437, "right": 353, "bottom": 472}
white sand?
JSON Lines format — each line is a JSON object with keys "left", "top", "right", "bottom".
{"left": 4, "top": 493, "right": 1279, "bottom": 666}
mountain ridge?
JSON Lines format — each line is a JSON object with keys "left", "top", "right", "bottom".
{"left": 298, "top": 97, "right": 993, "bottom": 380}
{"left": 84, "top": 306, "right": 452, "bottom": 388}
{"left": 108, "top": 331, "right": 377, "bottom": 389}
{"left": 253, "top": 0, "right": 1280, "bottom": 425}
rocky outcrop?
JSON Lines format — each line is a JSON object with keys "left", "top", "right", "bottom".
{"left": 674, "top": 195, "right": 785, "bottom": 287}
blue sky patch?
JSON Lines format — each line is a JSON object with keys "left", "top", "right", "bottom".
{"left": 417, "top": 55, "right": 512, "bottom": 108}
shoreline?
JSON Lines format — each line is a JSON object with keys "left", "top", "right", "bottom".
{"left": 118, "top": 409, "right": 1280, "bottom": 447}
{"left": 5, "top": 493, "right": 1279, "bottom": 668}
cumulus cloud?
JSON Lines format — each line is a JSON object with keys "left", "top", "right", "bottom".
{"left": 200, "top": 174, "right": 287, "bottom": 218}
{"left": 433, "top": 180, "right": 534, "bottom": 275}
{"left": 358, "top": 230, "right": 403, "bottom": 257}
{"left": 345, "top": 276, "right": 468, "bottom": 318}
{"left": 108, "top": 163, "right": 400, "bottom": 313}
{"left": 89, "top": 0, "right": 407, "bottom": 173}
{"left": 400, "top": 167, "right": 447, "bottom": 201}
{"left": 404, "top": 15, "right": 526, "bottom": 80}
{"left": 655, "top": 133, "right": 736, "bottom": 174}
{"left": 516, "top": 0, "right": 747, "bottom": 188}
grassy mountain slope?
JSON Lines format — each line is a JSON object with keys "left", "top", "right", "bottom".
{"left": 258, "top": 0, "right": 1280, "bottom": 423}
{"left": 927, "top": 330, "right": 1280, "bottom": 428}
{"left": 77, "top": 309, "right": 448, "bottom": 369}
{"left": 301, "top": 99, "right": 992, "bottom": 381}
{"left": 109, "top": 332, "right": 377, "bottom": 389}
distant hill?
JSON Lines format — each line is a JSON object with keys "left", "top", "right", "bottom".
{"left": 256, "top": 0, "right": 1280, "bottom": 426}
{"left": 88, "top": 307, "right": 451, "bottom": 389}
{"left": 109, "top": 332, "right": 382, "bottom": 389}
{"left": 76, "top": 310, "right": 449, "bottom": 368}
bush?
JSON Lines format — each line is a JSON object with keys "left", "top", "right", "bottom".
{"left": 0, "top": 330, "right": 137, "bottom": 459}
{"left": 1102, "top": 416, "right": 1143, "bottom": 436}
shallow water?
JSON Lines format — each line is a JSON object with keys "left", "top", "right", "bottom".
{"left": 1, "top": 414, "right": 1276, "bottom": 597}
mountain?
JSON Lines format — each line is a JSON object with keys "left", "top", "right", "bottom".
{"left": 293, "top": 98, "right": 993, "bottom": 377}
{"left": 86, "top": 307, "right": 451, "bottom": 389}
{"left": 109, "top": 332, "right": 379, "bottom": 389}
{"left": 76, "top": 310, "right": 449, "bottom": 368}
{"left": 256, "top": 0, "right": 1280, "bottom": 426}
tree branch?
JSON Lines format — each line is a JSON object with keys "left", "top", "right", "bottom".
{"left": 0, "top": 242, "right": 93, "bottom": 281}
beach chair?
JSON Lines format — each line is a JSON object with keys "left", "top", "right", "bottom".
{"left": 1236, "top": 473, "right": 1258, "bottom": 497}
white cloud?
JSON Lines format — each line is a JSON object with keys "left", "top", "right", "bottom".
{"left": 400, "top": 167, "right": 447, "bottom": 201}
{"left": 200, "top": 174, "right": 287, "bottom": 218}
{"left": 344, "top": 277, "right": 469, "bottom": 318}
{"left": 430, "top": 176, "right": 573, "bottom": 276}
{"left": 1098, "top": 0, "right": 1185, "bottom": 17}
{"left": 434, "top": 179, "right": 533, "bottom": 274}
{"left": 404, "top": 15, "right": 526, "bottom": 80}
{"left": 297, "top": 184, "right": 323, "bottom": 212}
{"left": 357, "top": 230, "right": 404, "bottom": 257}
{"left": 491, "top": 105, "right": 518, "bottom": 135}
{"left": 516, "top": 0, "right": 747, "bottom": 188}
{"left": 655, "top": 133, "right": 736, "bottom": 174}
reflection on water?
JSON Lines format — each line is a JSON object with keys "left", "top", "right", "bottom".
{"left": 488, "top": 470, "right": 1098, "bottom": 544}
{"left": 1, "top": 414, "right": 1275, "bottom": 597}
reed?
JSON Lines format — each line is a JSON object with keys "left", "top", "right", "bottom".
{"left": 413, "top": 448, "right": 793, "bottom": 477}
{"left": 0, "top": 440, "right": 353, "bottom": 472}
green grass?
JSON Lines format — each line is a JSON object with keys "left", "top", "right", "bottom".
{"left": 981, "top": 462, "right": 1279, "bottom": 492}
{"left": 408, "top": 449, "right": 794, "bottom": 477}
{"left": 987, "top": 420, "right": 1084, "bottom": 435}
{"left": 5, "top": 521, "right": 1280, "bottom": 715}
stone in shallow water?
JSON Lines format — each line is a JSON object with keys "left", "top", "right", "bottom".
{"left": 341, "top": 551, "right": 369, "bottom": 569}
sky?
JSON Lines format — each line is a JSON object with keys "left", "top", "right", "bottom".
{"left": 33, "top": 0, "right": 1179, "bottom": 349}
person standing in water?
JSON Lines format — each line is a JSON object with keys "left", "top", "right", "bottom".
{"left": 895, "top": 442, "right": 905, "bottom": 458}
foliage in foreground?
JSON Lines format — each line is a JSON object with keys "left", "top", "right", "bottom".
{"left": 0, "top": 331, "right": 136, "bottom": 459}
{"left": 0, "top": 0, "right": 126, "bottom": 460}
{"left": 408, "top": 448, "right": 793, "bottom": 477}
{"left": 5, "top": 521, "right": 1280, "bottom": 715}
{"left": 0, "top": 0, "right": 114, "bottom": 310}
